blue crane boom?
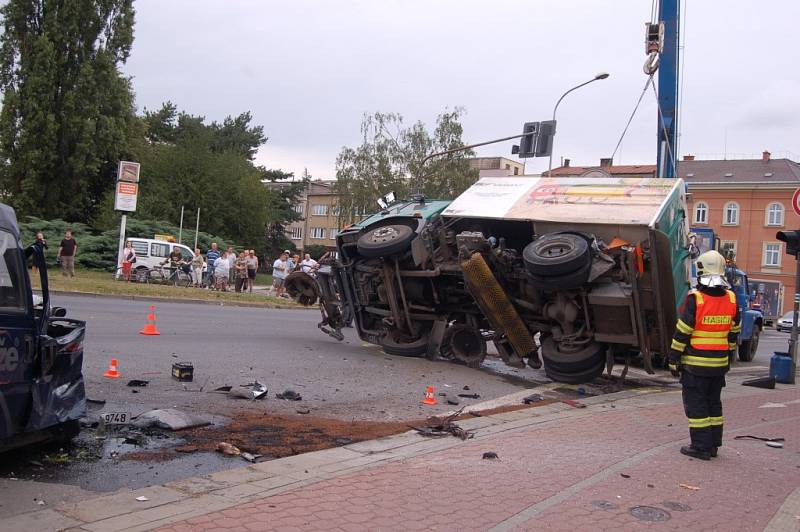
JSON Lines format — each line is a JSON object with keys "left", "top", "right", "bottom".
{"left": 657, "top": 0, "right": 680, "bottom": 178}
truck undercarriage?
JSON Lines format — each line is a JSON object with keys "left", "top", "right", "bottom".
{"left": 289, "top": 184, "right": 687, "bottom": 384}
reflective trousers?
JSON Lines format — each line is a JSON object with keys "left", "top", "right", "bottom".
{"left": 681, "top": 371, "right": 725, "bottom": 451}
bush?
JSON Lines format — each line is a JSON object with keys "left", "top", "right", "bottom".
{"left": 18, "top": 216, "right": 237, "bottom": 271}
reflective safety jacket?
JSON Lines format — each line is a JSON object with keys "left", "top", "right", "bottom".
{"left": 669, "top": 286, "right": 741, "bottom": 376}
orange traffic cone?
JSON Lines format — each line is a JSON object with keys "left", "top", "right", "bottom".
{"left": 103, "top": 358, "right": 120, "bottom": 379}
{"left": 421, "top": 386, "right": 437, "bottom": 405}
{"left": 139, "top": 305, "right": 161, "bottom": 336}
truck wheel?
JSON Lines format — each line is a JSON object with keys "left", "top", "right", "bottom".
{"left": 380, "top": 332, "right": 429, "bottom": 357}
{"left": 357, "top": 224, "right": 415, "bottom": 258}
{"left": 541, "top": 336, "right": 605, "bottom": 373}
{"left": 545, "top": 359, "right": 605, "bottom": 384}
{"left": 738, "top": 328, "right": 759, "bottom": 362}
{"left": 285, "top": 272, "right": 320, "bottom": 306}
{"left": 523, "top": 233, "right": 590, "bottom": 276}
{"left": 527, "top": 261, "right": 592, "bottom": 290}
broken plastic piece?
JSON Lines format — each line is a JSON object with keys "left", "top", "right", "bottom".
{"left": 523, "top": 394, "right": 544, "bottom": 404}
{"left": 482, "top": 451, "right": 499, "bottom": 460}
{"left": 126, "top": 380, "right": 149, "bottom": 387}
{"left": 135, "top": 496, "right": 149, "bottom": 502}
{"left": 276, "top": 389, "right": 302, "bottom": 401}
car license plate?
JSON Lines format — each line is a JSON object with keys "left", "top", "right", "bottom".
{"left": 101, "top": 411, "right": 131, "bottom": 425}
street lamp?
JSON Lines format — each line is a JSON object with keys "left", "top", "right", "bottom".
{"left": 547, "top": 72, "right": 610, "bottom": 176}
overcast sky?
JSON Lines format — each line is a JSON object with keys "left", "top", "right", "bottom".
{"left": 124, "top": 0, "right": 800, "bottom": 179}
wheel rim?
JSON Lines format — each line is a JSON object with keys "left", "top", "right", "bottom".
{"left": 538, "top": 239, "right": 575, "bottom": 259}
{"left": 370, "top": 226, "right": 399, "bottom": 243}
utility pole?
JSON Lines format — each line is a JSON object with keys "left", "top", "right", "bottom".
{"left": 178, "top": 205, "right": 185, "bottom": 244}
{"left": 193, "top": 208, "right": 201, "bottom": 250}
{"left": 656, "top": 0, "right": 680, "bottom": 178}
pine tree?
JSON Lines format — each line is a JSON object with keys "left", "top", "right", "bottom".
{"left": 0, "top": 0, "right": 136, "bottom": 221}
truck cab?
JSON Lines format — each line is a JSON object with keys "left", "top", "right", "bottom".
{"left": 0, "top": 203, "right": 87, "bottom": 452}
{"left": 726, "top": 266, "right": 763, "bottom": 362}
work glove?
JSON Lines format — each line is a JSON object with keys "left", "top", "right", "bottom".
{"left": 668, "top": 363, "right": 681, "bottom": 378}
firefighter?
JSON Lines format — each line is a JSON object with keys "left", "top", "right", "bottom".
{"left": 669, "top": 250, "right": 741, "bottom": 460}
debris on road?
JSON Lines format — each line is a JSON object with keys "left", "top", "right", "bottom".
{"left": 126, "top": 379, "right": 149, "bottom": 387}
{"left": 133, "top": 409, "right": 211, "bottom": 431}
{"left": 734, "top": 435, "right": 785, "bottom": 444}
{"left": 742, "top": 376, "right": 776, "bottom": 389}
{"left": 445, "top": 395, "right": 460, "bottom": 405}
{"left": 296, "top": 408, "right": 310, "bottom": 414}
{"left": 228, "top": 382, "right": 268, "bottom": 400}
{"left": 276, "top": 389, "right": 302, "bottom": 401}
{"left": 171, "top": 362, "right": 194, "bottom": 382}
{"left": 679, "top": 483, "right": 700, "bottom": 491}
{"left": 562, "top": 399, "right": 586, "bottom": 408}
{"left": 482, "top": 452, "right": 499, "bottom": 460}
{"left": 458, "top": 393, "right": 480, "bottom": 399}
{"left": 135, "top": 496, "right": 149, "bottom": 502}
{"left": 86, "top": 398, "right": 106, "bottom": 406}
{"left": 175, "top": 445, "right": 198, "bottom": 453}
{"left": 620, "top": 473, "right": 631, "bottom": 479}
{"left": 216, "top": 442, "right": 241, "bottom": 456}
{"left": 212, "top": 385, "right": 232, "bottom": 393}
{"left": 241, "top": 452, "right": 262, "bottom": 463}
{"left": 522, "top": 393, "right": 545, "bottom": 404}
{"left": 411, "top": 409, "right": 473, "bottom": 440}
{"left": 766, "top": 441, "right": 784, "bottom": 448}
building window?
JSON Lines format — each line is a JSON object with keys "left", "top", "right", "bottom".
{"left": 331, "top": 205, "right": 340, "bottom": 216}
{"left": 311, "top": 204, "right": 328, "bottom": 216}
{"left": 764, "top": 243, "right": 781, "bottom": 267}
{"left": 290, "top": 227, "right": 303, "bottom": 240}
{"left": 293, "top": 204, "right": 304, "bottom": 215}
{"left": 693, "top": 202, "right": 708, "bottom": 224}
{"left": 329, "top": 229, "right": 338, "bottom": 240}
{"left": 723, "top": 202, "right": 739, "bottom": 225}
{"left": 766, "top": 202, "right": 784, "bottom": 227}
{"left": 310, "top": 227, "right": 326, "bottom": 239}
{"left": 720, "top": 240, "right": 737, "bottom": 260}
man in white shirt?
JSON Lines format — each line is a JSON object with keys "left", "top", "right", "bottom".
{"left": 214, "top": 251, "right": 231, "bottom": 291}
{"left": 300, "top": 254, "right": 319, "bottom": 276}
{"left": 272, "top": 252, "right": 290, "bottom": 297}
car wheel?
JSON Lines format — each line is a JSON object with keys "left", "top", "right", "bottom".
{"left": 738, "top": 328, "right": 759, "bottom": 362}
{"left": 541, "top": 336, "right": 606, "bottom": 373}
{"left": 523, "top": 233, "right": 590, "bottom": 277}
{"left": 357, "top": 224, "right": 416, "bottom": 258}
{"left": 545, "top": 359, "right": 605, "bottom": 384}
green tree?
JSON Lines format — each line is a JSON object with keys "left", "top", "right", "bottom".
{"left": 262, "top": 168, "right": 306, "bottom": 258}
{"left": 334, "top": 108, "right": 478, "bottom": 224}
{"left": 0, "top": 0, "right": 136, "bottom": 221}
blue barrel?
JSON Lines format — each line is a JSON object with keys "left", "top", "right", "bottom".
{"left": 770, "top": 352, "right": 793, "bottom": 384}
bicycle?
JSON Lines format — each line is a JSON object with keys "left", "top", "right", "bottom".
{"left": 112, "top": 265, "right": 150, "bottom": 283}
{"left": 156, "top": 262, "right": 193, "bottom": 288}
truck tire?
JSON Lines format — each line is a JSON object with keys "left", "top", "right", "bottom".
{"left": 527, "top": 261, "right": 592, "bottom": 291}
{"left": 357, "top": 224, "right": 415, "bottom": 258}
{"left": 738, "top": 328, "right": 759, "bottom": 362}
{"left": 523, "top": 233, "right": 590, "bottom": 277}
{"left": 380, "top": 332, "right": 429, "bottom": 357}
{"left": 545, "top": 359, "right": 605, "bottom": 384}
{"left": 541, "top": 336, "right": 606, "bottom": 373}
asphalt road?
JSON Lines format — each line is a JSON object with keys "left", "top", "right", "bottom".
{"left": 54, "top": 294, "right": 542, "bottom": 422}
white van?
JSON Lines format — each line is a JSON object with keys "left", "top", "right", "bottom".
{"left": 126, "top": 238, "right": 196, "bottom": 273}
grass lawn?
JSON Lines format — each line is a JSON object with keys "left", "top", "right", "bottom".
{"left": 31, "top": 269, "right": 295, "bottom": 308}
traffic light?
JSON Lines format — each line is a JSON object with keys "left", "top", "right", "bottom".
{"left": 535, "top": 120, "right": 556, "bottom": 157}
{"left": 776, "top": 230, "right": 800, "bottom": 255}
{"left": 516, "top": 122, "right": 539, "bottom": 158}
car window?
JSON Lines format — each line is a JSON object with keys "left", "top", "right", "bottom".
{"left": 150, "top": 243, "right": 170, "bottom": 258}
{"left": 131, "top": 240, "right": 148, "bottom": 256}
{"left": 0, "top": 230, "right": 27, "bottom": 312}
{"left": 180, "top": 247, "right": 193, "bottom": 261}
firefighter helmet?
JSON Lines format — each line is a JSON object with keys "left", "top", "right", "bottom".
{"left": 696, "top": 250, "right": 728, "bottom": 287}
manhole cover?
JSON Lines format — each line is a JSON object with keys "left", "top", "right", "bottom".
{"left": 591, "top": 500, "right": 619, "bottom": 511}
{"left": 629, "top": 506, "right": 671, "bottom": 522}
{"left": 662, "top": 501, "right": 692, "bottom": 512}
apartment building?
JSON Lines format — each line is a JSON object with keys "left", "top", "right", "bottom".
{"left": 468, "top": 157, "right": 525, "bottom": 177}
{"left": 679, "top": 152, "right": 800, "bottom": 317}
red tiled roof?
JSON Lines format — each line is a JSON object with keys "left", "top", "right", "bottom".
{"left": 545, "top": 165, "right": 656, "bottom": 177}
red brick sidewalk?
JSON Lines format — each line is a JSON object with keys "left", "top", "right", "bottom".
{"left": 157, "top": 387, "right": 800, "bottom": 532}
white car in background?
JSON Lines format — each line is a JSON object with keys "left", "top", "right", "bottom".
{"left": 776, "top": 311, "right": 798, "bottom": 332}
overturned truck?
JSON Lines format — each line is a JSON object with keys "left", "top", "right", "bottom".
{"left": 293, "top": 176, "right": 692, "bottom": 384}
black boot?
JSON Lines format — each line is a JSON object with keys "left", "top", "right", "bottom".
{"left": 680, "top": 445, "right": 711, "bottom": 460}
{"left": 710, "top": 447, "right": 718, "bottom": 457}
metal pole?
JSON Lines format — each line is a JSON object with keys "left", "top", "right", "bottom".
{"left": 178, "top": 205, "right": 185, "bottom": 244}
{"left": 789, "top": 252, "right": 799, "bottom": 384}
{"left": 193, "top": 207, "right": 200, "bottom": 250}
{"left": 547, "top": 73, "right": 610, "bottom": 176}
{"left": 116, "top": 214, "right": 127, "bottom": 280}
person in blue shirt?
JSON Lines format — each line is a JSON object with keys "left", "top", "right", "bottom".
{"left": 205, "top": 243, "right": 220, "bottom": 288}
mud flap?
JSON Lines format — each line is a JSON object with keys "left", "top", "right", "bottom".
{"left": 426, "top": 320, "right": 447, "bottom": 360}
